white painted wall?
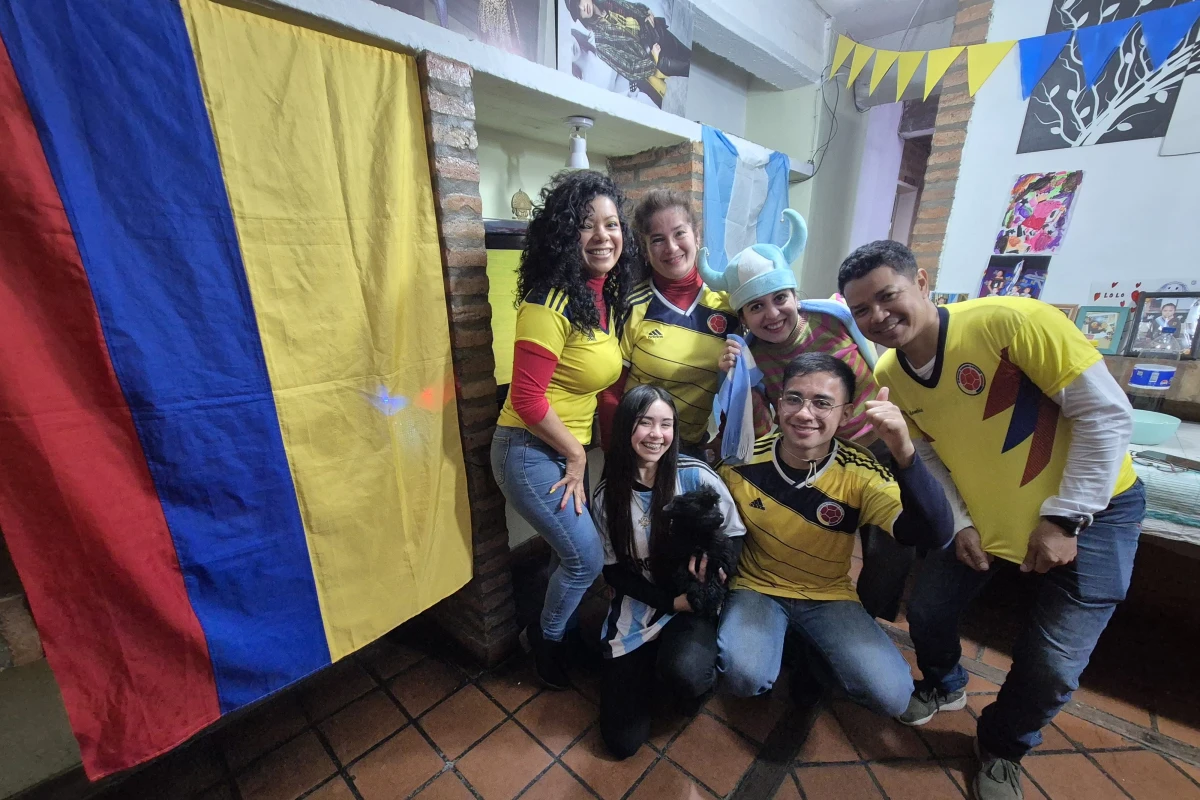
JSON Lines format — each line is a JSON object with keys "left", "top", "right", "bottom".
{"left": 848, "top": 102, "right": 905, "bottom": 251}
{"left": 477, "top": 127, "right": 607, "bottom": 220}
{"left": 938, "top": 0, "right": 1200, "bottom": 302}
{"left": 691, "top": 0, "right": 828, "bottom": 89}
{"left": 686, "top": 47, "right": 752, "bottom": 137}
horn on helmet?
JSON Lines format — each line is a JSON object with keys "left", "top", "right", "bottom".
{"left": 780, "top": 209, "right": 808, "bottom": 265}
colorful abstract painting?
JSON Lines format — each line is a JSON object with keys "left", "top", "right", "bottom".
{"left": 994, "top": 171, "right": 1083, "bottom": 255}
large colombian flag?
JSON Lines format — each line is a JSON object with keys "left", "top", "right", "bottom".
{"left": 0, "top": 0, "right": 472, "bottom": 779}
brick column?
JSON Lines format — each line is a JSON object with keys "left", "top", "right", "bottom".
{"left": 416, "top": 52, "right": 518, "bottom": 666}
{"left": 909, "top": 0, "right": 993, "bottom": 288}
{"left": 607, "top": 141, "right": 704, "bottom": 238}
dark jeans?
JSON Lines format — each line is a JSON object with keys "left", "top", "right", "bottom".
{"left": 600, "top": 613, "right": 717, "bottom": 759}
{"left": 908, "top": 481, "right": 1145, "bottom": 761}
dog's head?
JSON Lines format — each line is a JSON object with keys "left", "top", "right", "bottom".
{"left": 662, "top": 485, "right": 725, "bottom": 536}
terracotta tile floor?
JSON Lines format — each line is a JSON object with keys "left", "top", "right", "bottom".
{"left": 62, "top": 566, "right": 1200, "bottom": 800}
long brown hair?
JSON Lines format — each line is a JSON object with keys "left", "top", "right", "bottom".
{"left": 601, "top": 385, "right": 679, "bottom": 579}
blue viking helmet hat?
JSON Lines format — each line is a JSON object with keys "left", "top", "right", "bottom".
{"left": 697, "top": 209, "right": 808, "bottom": 312}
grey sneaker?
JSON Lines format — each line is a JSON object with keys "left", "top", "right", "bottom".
{"left": 973, "top": 738, "right": 1023, "bottom": 799}
{"left": 896, "top": 685, "right": 967, "bottom": 726}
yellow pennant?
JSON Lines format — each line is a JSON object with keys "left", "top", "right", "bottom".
{"left": 847, "top": 43, "right": 875, "bottom": 84}
{"left": 831, "top": 34, "right": 855, "bottom": 76}
{"left": 924, "top": 46, "right": 965, "bottom": 99}
{"left": 895, "top": 50, "right": 925, "bottom": 101}
{"left": 967, "top": 40, "right": 1016, "bottom": 95}
{"left": 869, "top": 49, "right": 900, "bottom": 95}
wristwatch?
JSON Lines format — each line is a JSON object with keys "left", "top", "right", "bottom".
{"left": 1042, "top": 514, "right": 1089, "bottom": 537}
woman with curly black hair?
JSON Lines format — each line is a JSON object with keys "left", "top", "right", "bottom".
{"left": 492, "top": 170, "right": 638, "bottom": 688}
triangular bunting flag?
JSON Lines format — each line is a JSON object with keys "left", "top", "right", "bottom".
{"left": 1076, "top": 17, "right": 1138, "bottom": 87}
{"left": 847, "top": 43, "right": 876, "bottom": 84}
{"left": 1139, "top": 2, "right": 1200, "bottom": 70}
{"left": 967, "top": 40, "right": 1016, "bottom": 95}
{"left": 831, "top": 34, "right": 855, "bottom": 76}
{"left": 924, "top": 46, "right": 964, "bottom": 99}
{"left": 1017, "top": 30, "right": 1072, "bottom": 98}
{"left": 895, "top": 50, "right": 925, "bottom": 101}
{"left": 869, "top": 49, "right": 900, "bottom": 95}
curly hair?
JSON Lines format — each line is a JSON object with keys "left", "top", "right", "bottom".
{"left": 516, "top": 170, "right": 638, "bottom": 335}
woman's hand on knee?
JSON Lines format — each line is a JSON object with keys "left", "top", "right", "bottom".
{"left": 550, "top": 448, "right": 589, "bottom": 515}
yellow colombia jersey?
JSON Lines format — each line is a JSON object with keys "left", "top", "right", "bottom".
{"left": 497, "top": 287, "right": 622, "bottom": 445}
{"left": 720, "top": 434, "right": 903, "bottom": 602}
{"left": 874, "top": 297, "right": 1138, "bottom": 564}
{"left": 620, "top": 280, "right": 739, "bottom": 445}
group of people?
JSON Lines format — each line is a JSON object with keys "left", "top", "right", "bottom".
{"left": 490, "top": 170, "right": 1145, "bottom": 800}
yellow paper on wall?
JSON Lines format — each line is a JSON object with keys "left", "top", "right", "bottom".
{"left": 182, "top": 0, "right": 472, "bottom": 659}
{"left": 831, "top": 34, "right": 855, "bottom": 76}
{"left": 488, "top": 249, "right": 521, "bottom": 385}
{"left": 967, "top": 40, "right": 1016, "bottom": 96}
{"left": 896, "top": 51, "right": 926, "bottom": 101}
{"left": 847, "top": 44, "right": 876, "bottom": 85}
{"left": 924, "top": 46, "right": 965, "bottom": 100}
{"left": 869, "top": 49, "right": 900, "bottom": 95}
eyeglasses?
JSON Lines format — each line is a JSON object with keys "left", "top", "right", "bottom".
{"left": 778, "top": 393, "right": 845, "bottom": 419}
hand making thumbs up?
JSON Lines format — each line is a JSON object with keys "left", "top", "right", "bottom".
{"left": 864, "top": 387, "right": 916, "bottom": 468}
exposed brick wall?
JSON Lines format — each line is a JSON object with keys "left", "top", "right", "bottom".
{"left": 607, "top": 141, "right": 704, "bottom": 238}
{"left": 416, "top": 52, "right": 518, "bottom": 666}
{"left": 909, "top": 0, "right": 994, "bottom": 288}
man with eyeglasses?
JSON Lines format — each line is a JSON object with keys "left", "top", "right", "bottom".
{"left": 839, "top": 241, "right": 1144, "bottom": 800}
{"left": 715, "top": 353, "right": 955, "bottom": 718}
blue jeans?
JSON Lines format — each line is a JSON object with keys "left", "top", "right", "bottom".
{"left": 716, "top": 589, "right": 914, "bottom": 717}
{"left": 491, "top": 426, "right": 604, "bottom": 642}
{"left": 908, "top": 481, "right": 1145, "bottom": 761}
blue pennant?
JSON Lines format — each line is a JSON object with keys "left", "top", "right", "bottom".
{"left": 1139, "top": 1, "right": 1200, "bottom": 70}
{"left": 1076, "top": 17, "right": 1139, "bottom": 87}
{"left": 1018, "top": 30, "right": 1073, "bottom": 98}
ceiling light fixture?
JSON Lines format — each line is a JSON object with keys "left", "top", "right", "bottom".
{"left": 565, "top": 116, "right": 593, "bottom": 170}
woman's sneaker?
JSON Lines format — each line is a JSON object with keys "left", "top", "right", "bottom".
{"left": 520, "top": 625, "right": 570, "bottom": 690}
{"left": 896, "top": 685, "right": 967, "bottom": 726}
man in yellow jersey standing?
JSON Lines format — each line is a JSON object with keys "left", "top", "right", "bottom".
{"left": 840, "top": 241, "right": 1145, "bottom": 800}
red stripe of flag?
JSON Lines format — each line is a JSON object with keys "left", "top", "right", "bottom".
{"left": 0, "top": 38, "right": 220, "bottom": 776}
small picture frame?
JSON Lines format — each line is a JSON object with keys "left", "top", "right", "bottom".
{"left": 1125, "top": 292, "right": 1200, "bottom": 359}
{"left": 930, "top": 292, "right": 970, "bottom": 306}
{"left": 1075, "top": 306, "right": 1130, "bottom": 356}
{"left": 1051, "top": 303, "right": 1080, "bottom": 320}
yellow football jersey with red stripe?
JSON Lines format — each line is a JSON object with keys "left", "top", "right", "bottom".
{"left": 874, "top": 297, "right": 1137, "bottom": 564}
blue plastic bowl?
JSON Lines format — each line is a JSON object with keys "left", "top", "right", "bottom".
{"left": 1130, "top": 410, "right": 1181, "bottom": 446}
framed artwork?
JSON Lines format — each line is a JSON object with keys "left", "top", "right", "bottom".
{"left": 1075, "top": 306, "right": 1130, "bottom": 355}
{"left": 931, "top": 292, "right": 970, "bottom": 306}
{"left": 1052, "top": 303, "right": 1080, "bottom": 320}
{"left": 1126, "top": 292, "right": 1200, "bottom": 358}
{"left": 978, "top": 255, "right": 1051, "bottom": 299}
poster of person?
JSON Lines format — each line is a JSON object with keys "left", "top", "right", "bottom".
{"left": 931, "top": 292, "right": 970, "bottom": 306}
{"left": 993, "top": 171, "right": 1083, "bottom": 255}
{"left": 374, "top": 0, "right": 545, "bottom": 63}
{"left": 557, "top": 0, "right": 694, "bottom": 115}
{"left": 978, "top": 256, "right": 1052, "bottom": 300}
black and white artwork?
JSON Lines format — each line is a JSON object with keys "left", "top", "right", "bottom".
{"left": 1018, "top": 0, "right": 1200, "bottom": 154}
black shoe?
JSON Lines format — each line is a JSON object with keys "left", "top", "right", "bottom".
{"left": 520, "top": 625, "right": 570, "bottom": 690}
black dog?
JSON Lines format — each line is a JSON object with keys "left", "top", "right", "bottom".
{"left": 661, "top": 485, "right": 737, "bottom": 619}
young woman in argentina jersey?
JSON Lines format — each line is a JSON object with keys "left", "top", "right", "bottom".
{"left": 597, "top": 190, "right": 739, "bottom": 457}
{"left": 591, "top": 385, "right": 745, "bottom": 759}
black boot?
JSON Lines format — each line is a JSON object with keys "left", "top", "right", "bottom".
{"left": 522, "top": 625, "right": 570, "bottom": 690}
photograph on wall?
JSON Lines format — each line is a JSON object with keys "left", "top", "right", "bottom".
{"left": 1087, "top": 276, "right": 1200, "bottom": 307}
{"left": 1017, "top": 0, "right": 1200, "bottom": 154}
{"left": 931, "top": 292, "right": 971, "bottom": 306}
{"left": 1076, "top": 306, "right": 1131, "bottom": 355}
{"left": 557, "top": 0, "right": 694, "bottom": 115}
{"left": 978, "top": 255, "right": 1052, "bottom": 300}
{"left": 1127, "top": 292, "right": 1200, "bottom": 357}
{"left": 374, "top": 0, "right": 546, "bottom": 63}
{"left": 993, "top": 171, "right": 1083, "bottom": 255}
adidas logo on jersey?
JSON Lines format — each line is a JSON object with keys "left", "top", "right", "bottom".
{"left": 749, "top": 498, "right": 766, "bottom": 510}
{"left": 648, "top": 329, "right": 664, "bottom": 339}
